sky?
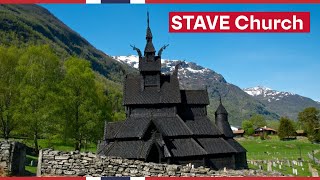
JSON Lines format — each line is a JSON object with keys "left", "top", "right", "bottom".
{"left": 42, "top": 4, "right": 320, "bottom": 101}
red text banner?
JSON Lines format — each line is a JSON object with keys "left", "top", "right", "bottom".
{"left": 169, "top": 12, "right": 310, "bottom": 33}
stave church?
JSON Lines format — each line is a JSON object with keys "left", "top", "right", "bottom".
{"left": 97, "top": 13, "right": 248, "bottom": 170}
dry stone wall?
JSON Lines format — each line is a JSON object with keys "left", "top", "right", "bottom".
{"left": 0, "top": 141, "right": 26, "bottom": 175}
{"left": 38, "top": 149, "right": 284, "bottom": 177}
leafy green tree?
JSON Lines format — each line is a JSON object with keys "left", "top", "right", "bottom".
{"left": 61, "top": 57, "right": 101, "bottom": 151}
{"left": 15, "top": 45, "right": 62, "bottom": 152}
{"left": 267, "top": 120, "right": 280, "bottom": 131}
{"left": 298, "top": 107, "right": 320, "bottom": 142}
{"left": 0, "top": 46, "right": 22, "bottom": 139}
{"left": 242, "top": 120, "right": 254, "bottom": 136}
{"left": 249, "top": 114, "right": 267, "bottom": 129}
{"left": 278, "top": 117, "right": 296, "bottom": 140}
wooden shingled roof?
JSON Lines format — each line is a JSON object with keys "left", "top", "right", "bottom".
{"left": 184, "top": 117, "right": 222, "bottom": 136}
{"left": 165, "top": 138, "right": 207, "bottom": 157}
{"left": 180, "top": 90, "right": 210, "bottom": 105}
{"left": 123, "top": 74, "right": 181, "bottom": 105}
{"left": 103, "top": 140, "right": 154, "bottom": 159}
{"left": 152, "top": 116, "right": 193, "bottom": 137}
{"left": 104, "top": 121, "right": 124, "bottom": 140}
{"left": 226, "top": 139, "right": 247, "bottom": 153}
{"left": 139, "top": 57, "right": 161, "bottom": 71}
{"left": 114, "top": 117, "right": 152, "bottom": 139}
{"left": 197, "top": 138, "right": 237, "bottom": 154}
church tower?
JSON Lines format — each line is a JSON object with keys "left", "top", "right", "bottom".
{"left": 138, "top": 12, "right": 161, "bottom": 91}
{"left": 215, "top": 96, "right": 234, "bottom": 138}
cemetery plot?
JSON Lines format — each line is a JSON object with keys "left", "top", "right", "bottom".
{"left": 240, "top": 136, "right": 320, "bottom": 176}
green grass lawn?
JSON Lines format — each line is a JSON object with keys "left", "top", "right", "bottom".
{"left": 1, "top": 138, "right": 97, "bottom": 152}
{"left": 24, "top": 155, "right": 38, "bottom": 175}
{"left": 238, "top": 135, "right": 320, "bottom": 176}
{"left": 238, "top": 136, "right": 320, "bottom": 161}
{"left": 25, "top": 166, "right": 37, "bottom": 175}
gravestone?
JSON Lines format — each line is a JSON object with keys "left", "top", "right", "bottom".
{"left": 267, "top": 162, "right": 272, "bottom": 172}
{"left": 312, "top": 170, "right": 319, "bottom": 177}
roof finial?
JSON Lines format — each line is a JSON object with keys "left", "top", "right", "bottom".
{"left": 173, "top": 61, "right": 184, "bottom": 76}
{"left": 219, "top": 93, "right": 222, "bottom": 104}
{"left": 144, "top": 11, "right": 155, "bottom": 54}
{"left": 147, "top": 11, "right": 150, "bottom": 28}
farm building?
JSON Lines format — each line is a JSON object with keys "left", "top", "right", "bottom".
{"left": 233, "top": 129, "right": 245, "bottom": 137}
{"left": 97, "top": 13, "right": 248, "bottom": 170}
{"left": 230, "top": 126, "right": 245, "bottom": 137}
{"left": 255, "top": 126, "right": 277, "bottom": 135}
{"left": 296, "top": 130, "right": 307, "bottom": 136}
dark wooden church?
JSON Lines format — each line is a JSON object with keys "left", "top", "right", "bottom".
{"left": 97, "top": 13, "right": 248, "bottom": 170}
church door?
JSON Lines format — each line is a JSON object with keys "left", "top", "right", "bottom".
{"left": 146, "top": 143, "right": 161, "bottom": 163}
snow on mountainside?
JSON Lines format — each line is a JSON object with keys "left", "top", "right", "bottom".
{"left": 243, "top": 86, "right": 320, "bottom": 120}
{"left": 243, "top": 86, "right": 296, "bottom": 103}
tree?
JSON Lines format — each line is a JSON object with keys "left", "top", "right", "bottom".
{"left": 242, "top": 120, "right": 254, "bottom": 136}
{"left": 267, "top": 120, "right": 280, "bottom": 131}
{"left": 0, "top": 46, "right": 21, "bottom": 139}
{"left": 61, "top": 57, "right": 100, "bottom": 151}
{"left": 249, "top": 114, "right": 267, "bottom": 129}
{"left": 298, "top": 107, "right": 320, "bottom": 142}
{"left": 278, "top": 117, "right": 296, "bottom": 140}
{"left": 15, "top": 45, "right": 62, "bottom": 152}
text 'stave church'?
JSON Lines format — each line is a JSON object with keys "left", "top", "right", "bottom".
{"left": 98, "top": 13, "right": 248, "bottom": 170}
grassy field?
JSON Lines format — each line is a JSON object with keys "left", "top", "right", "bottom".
{"left": 7, "top": 138, "right": 98, "bottom": 152}
{"left": 238, "top": 135, "right": 320, "bottom": 176}
{"left": 238, "top": 136, "right": 320, "bottom": 160}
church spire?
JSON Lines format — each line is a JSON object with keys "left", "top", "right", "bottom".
{"left": 147, "top": 11, "right": 150, "bottom": 28}
{"left": 215, "top": 95, "right": 228, "bottom": 115}
{"left": 215, "top": 95, "right": 233, "bottom": 138}
{"left": 144, "top": 11, "right": 156, "bottom": 56}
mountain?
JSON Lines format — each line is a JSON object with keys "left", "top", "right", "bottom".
{"left": 244, "top": 86, "right": 320, "bottom": 120}
{"left": 113, "top": 55, "right": 279, "bottom": 126}
{"left": 0, "top": 5, "right": 134, "bottom": 82}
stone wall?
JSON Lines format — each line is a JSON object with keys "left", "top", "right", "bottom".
{"left": 38, "top": 149, "right": 283, "bottom": 177}
{"left": 0, "top": 141, "right": 26, "bottom": 176}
